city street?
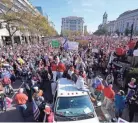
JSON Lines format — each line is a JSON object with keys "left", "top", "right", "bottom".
{"left": 1, "top": 0, "right": 138, "bottom": 122}
{"left": 0, "top": 80, "right": 33, "bottom": 122}
{"left": 0, "top": 79, "right": 108, "bottom": 122}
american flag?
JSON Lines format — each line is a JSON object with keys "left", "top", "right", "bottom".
{"left": 63, "top": 38, "right": 69, "bottom": 50}
{"left": 32, "top": 99, "right": 40, "bottom": 121}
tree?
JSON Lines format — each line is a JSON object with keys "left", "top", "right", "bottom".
{"left": 0, "top": 0, "right": 58, "bottom": 45}
{"left": 115, "top": 29, "right": 120, "bottom": 36}
{"left": 0, "top": 0, "right": 31, "bottom": 45}
{"left": 134, "top": 30, "right": 138, "bottom": 36}
{"left": 93, "top": 28, "right": 107, "bottom": 35}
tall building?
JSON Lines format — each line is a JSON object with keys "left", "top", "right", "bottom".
{"left": 61, "top": 16, "right": 84, "bottom": 35}
{"left": 84, "top": 25, "right": 87, "bottom": 32}
{"left": 98, "top": 8, "right": 138, "bottom": 35}
{"left": 0, "top": 0, "right": 41, "bottom": 46}
{"left": 98, "top": 12, "right": 108, "bottom": 30}
{"left": 115, "top": 9, "right": 138, "bottom": 34}
{"left": 103, "top": 12, "right": 108, "bottom": 25}
{"left": 84, "top": 25, "right": 87, "bottom": 35}
{"left": 36, "top": 6, "right": 43, "bottom": 15}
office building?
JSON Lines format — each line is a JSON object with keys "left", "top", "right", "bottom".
{"left": 61, "top": 16, "right": 84, "bottom": 35}
{"left": 36, "top": 6, "right": 43, "bottom": 15}
{"left": 98, "top": 9, "right": 138, "bottom": 35}
{"left": 98, "top": 12, "right": 108, "bottom": 30}
{"left": 0, "top": 0, "right": 41, "bottom": 46}
{"left": 115, "top": 9, "right": 138, "bottom": 33}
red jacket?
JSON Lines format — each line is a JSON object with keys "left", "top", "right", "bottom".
{"left": 58, "top": 62, "right": 66, "bottom": 72}
{"left": 103, "top": 86, "right": 115, "bottom": 100}
{"left": 116, "top": 48, "right": 126, "bottom": 56}
{"left": 51, "top": 62, "right": 58, "bottom": 71}
{"left": 96, "top": 84, "right": 104, "bottom": 92}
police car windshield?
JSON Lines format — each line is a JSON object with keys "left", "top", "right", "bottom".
{"left": 55, "top": 95, "right": 94, "bottom": 117}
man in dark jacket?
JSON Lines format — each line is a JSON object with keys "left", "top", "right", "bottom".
{"left": 129, "top": 92, "right": 138, "bottom": 122}
{"left": 72, "top": 69, "right": 79, "bottom": 83}
{"left": 128, "top": 92, "right": 138, "bottom": 122}
{"left": 87, "top": 67, "right": 95, "bottom": 87}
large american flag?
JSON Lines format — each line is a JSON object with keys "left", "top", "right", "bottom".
{"left": 63, "top": 38, "right": 69, "bottom": 50}
{"left": 32, "top": 99, "right": 40, "bottom": 121}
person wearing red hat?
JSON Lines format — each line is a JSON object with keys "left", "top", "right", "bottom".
{"left": 115, "top": 46, "right": 126, "bottom": 56}
{"left": 51, "top": 60, "right": 58, "bottom": 81}
{"left": 128, "top": 39, "right": 136, "bottom": 50}
{"left": 76, "top": 71, "right": 88, "bottom": 91}
{"left": 57, "top": 60, "right": 66, "bottom": 79}
{"left": 102, "top": 83, "right": 115, "bottom": 110}
{"left": 43, "top": 106, "right": 54, "bottom": 122}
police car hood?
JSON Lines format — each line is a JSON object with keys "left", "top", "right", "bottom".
{"left": 56, "top": 117, "right": 100, "bottom": 123}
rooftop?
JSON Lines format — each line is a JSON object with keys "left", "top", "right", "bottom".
{"left": 57, "top": 78, "right": 88, "bottom": 97}
{"left": 118, "top": 9, "right": 138, "bottom": 18}
{"left": 62, "top": 16, "right": 84, "bottom": 19}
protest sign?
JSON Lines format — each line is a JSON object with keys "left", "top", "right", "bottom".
{"left": 51, "top": 40, "right": 60, "bottom": 48}
{"left": 92, "top": 48, "right": 99, "bottom": 53}
{"left": 118, "top": 118, "right": 129, "bottom": 123}
{"left": 67, "top": 42, "right": 79, "bottom": 50}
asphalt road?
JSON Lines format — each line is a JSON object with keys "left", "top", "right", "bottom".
{"left": 1, "top": 77, "right": 138, "bottom": 122}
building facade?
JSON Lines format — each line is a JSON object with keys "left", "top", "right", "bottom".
{"left": 36, "top": 6, "right": 43, "bottom": 15}
{"left": 106, "top": 20, "right": 116, "bottom": 33}
{"left": 115, "top": 9, "right": 138, "bottom": 34}
{"left": 61, "top": 16, "right": 84, "bottom": 35}
{"left": 103, "top": 12, "right": 108, "bottom": 25}
{"left": 98, "top": 9, "right": 138, "bottom": 35}
{"left": 0, "top": 0, "right": 41, "bottom": 46}
{"left": 98, "top": 12, "right": 108, "bottom": 30}
{"left": 84, "top": 25, "right": 87, "bottom": 32}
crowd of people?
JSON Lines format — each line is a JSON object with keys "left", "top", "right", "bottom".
{"left": 0, "top": 37, "right": 138, "bottom": 122}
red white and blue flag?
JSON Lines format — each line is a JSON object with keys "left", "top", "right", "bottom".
{"left": 32, "top": 99, "right": 40, "bottom": 121}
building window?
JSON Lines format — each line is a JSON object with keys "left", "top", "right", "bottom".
{"left": 0, "top": 23, "right": 2, "bottom": 29}
{"left": 126, "top": 22, "right": 129, "bottom": 28}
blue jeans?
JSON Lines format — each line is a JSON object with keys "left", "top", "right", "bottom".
{"left": 57, "top": 72, "right": 63, "bottom": 79}
{"left": 17, "top": 104, "right": 27, "bottom": 117}
{"left": 115, "top": 108, "right": 123, "bottom": 118}
{"left": 0, "top": 98, "right": 6, "bottom": 111}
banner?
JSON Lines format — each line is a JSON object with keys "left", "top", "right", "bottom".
{"left": 67, "top": 42, "right": 79, "bottom": 50}
{"left": 92, "top": 48, "right": 99, "bottom": 53}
